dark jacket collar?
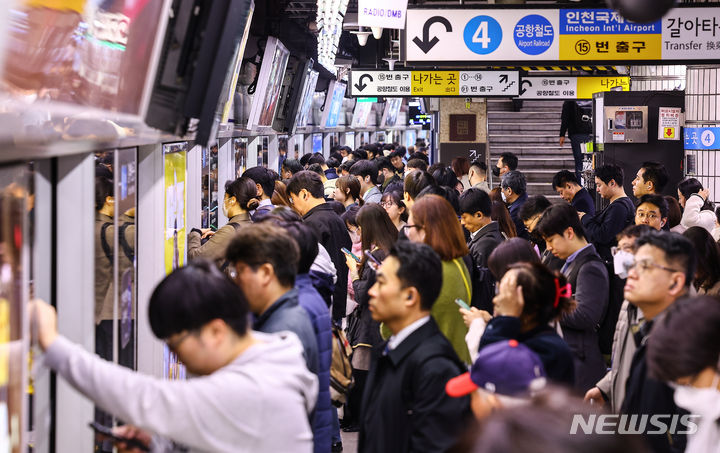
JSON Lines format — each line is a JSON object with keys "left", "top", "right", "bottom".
{"left": 471, "top": 221, "right": 500, "bottom": 243}
{"left": 253, "top": 288, "right": 298, "bottom": 330}
{"left": 383, "top": 317, "right": 440, "bottom": 366}
{"left": 302, "top": 202, "right": 333, "bottom": 220}
{"left": 509, "top": 192, "right": 528, "bottom": 208}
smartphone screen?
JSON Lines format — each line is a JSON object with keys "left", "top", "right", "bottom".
{"left": 454, "top": 298, "right": 471, "bottom": 311}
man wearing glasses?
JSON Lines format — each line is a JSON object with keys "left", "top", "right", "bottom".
{"left": 635, "top": 194, "right": 669, "bottom": 231}
{"left": 31, "top": 260, "right": 318, "bottom": 452}
{"left": 621, "top": 231, "right": 694, "bottom": 453}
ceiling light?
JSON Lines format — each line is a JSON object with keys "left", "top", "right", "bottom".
{"left": 351, "top": 30, "right": 372, "bottom": 46}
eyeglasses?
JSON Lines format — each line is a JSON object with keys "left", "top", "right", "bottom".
{"left": 625, "top": 259, "right": 682, "bottom": 275}
{"left": 402, "top": 224, "right": 422, "bottom": 232}
{"left": 380, "top": 201, "right": 395, "bottom": 208}
{"left": 611, "top": 245, "right": 634, "bottom": 256}
{"left": 165, "top": 330, "right": 195, "bottom": 352}
{"left": 636, "top": 211, "right": 660, "bottom": 221}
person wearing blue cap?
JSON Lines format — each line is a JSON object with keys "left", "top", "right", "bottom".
{"left": 446, "top": 339, "right": 547, "bottom": 419}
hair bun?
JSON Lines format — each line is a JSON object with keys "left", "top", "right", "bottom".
{"left": 247, "top": 198, "right": 260, "bottom": 211}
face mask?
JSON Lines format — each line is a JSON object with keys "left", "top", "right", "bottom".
{"left": 222, "top": 200, "right": 230, "bottom": 218}
{"left": 378, "top": 173, "right": 385, "bottom": 185}
{"left": 492, "top": 167, "right": 501, "bottom": 177}
{"left": 501, "top": 191, "right": 507, "bottom": 203}
{"left": 673, "top": 373, "right": 720, "bottom": 429}
{"left": 613, "top": 250, "right": 634, "bottom": 279}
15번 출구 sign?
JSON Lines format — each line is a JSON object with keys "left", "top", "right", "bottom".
{"left": 404, "top": 7, "right": 720, "bottom": 63}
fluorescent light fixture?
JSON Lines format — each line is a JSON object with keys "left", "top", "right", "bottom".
{"left": 316, "top": 0, "right": 348, "bottom": 73}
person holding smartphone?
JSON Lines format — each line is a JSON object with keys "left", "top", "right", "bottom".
{"left": 31, "top": 260, "right": 318, "bottom": 453}
{"left": 342, "top": 204, "right": 398, "bottom": 433}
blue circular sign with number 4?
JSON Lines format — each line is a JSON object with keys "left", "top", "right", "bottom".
{"left": 514, "top": 15, "right": 554, "bottom": 55}
{"left": 464, "top": 16, "right": 502, "bottom": 55}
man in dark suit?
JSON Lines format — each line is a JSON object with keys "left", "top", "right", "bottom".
{"left": 287, "top": 171, "right": 352, "bottom": 322}
{"left": 358, "top": 241, "right": 470, "bottom": 453}
{"left": 459, "top": 189, "right": 504, "bottom": 268}
{"left": 537, "top": 203, "right": 608, "bottom": 393}
{"left": 552, "top": 170, "right": 595, "bottom": 217}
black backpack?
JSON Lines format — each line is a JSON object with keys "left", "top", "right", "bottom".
{"left": 575, "top": 100, "right": 593, "bottom": 135}
{"left": 462, "top": 254, "right": 495, "bottom": 313}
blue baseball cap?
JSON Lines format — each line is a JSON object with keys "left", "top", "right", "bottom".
{"left": 446, "top": 339, "right": 546, "bottom": 398}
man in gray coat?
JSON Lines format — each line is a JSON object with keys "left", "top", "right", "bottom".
{"left": 537, "top": 203, "right": 608, "bottom": 393}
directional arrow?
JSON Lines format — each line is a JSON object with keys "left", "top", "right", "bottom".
{"left": 354, "top": 74, "right": 373, "bottom": 93}
{"left": 520, "top": 79, "right": 533, "bottom": 96}
{"left": 499, "top": 74, "right": 508, "bottom": 84}
{"left": 412, "top": 16, "right": 453, "bottom": 54}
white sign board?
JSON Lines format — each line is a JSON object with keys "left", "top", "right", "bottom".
{"left": 406, "top": 9, "right": 560, "bottom": 62}
{"left": 519, "top": 77, "right": 578, "bottom": 99}
{"left": 349, "top": 71, "right": 412, "bottom": 96}
{"left": 358, "top": 0, "right": 409, "bottom": 30}
{"left": 458, "top": 71, "right": 520, "bottom": 96}
{"left": 348, "top": 70, "right": 519, "bottom": 97}
{"left": 658, "top": 107, "right": 682, "bottom": 141}
{"left": 404, "top": 7, "right": 720, "bottom": 63}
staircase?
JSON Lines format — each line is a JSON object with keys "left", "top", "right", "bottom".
{"left": 487, "top": 99, "right": 576, "bottom": 199}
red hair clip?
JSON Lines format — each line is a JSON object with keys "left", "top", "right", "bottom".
{"left": 554, "top": 278, "right": 572, "bottom": 308}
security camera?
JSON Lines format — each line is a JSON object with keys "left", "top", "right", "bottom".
{"left": 605, "top": 0, "right": 678, "bottom": 23}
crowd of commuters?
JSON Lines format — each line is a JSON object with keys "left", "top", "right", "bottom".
{"left": 33, "top": 145, "right": 720, "bottom": 453}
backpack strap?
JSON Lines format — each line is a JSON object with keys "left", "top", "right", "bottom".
{"left": 565, "top": 251, "right": 603, "bottom": 298}
{"left": 452, "top": 258, "right": 472, "bottom": 304}
{"left": 100, "top": 222, "right": 113, "bottom": 263}
{"left": 118, "top": 222, "right": 134, "bottom": 262}
{"left": 219, "top": 222, "right": 243, "bottom": 272}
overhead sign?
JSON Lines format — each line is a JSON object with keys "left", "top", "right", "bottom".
{"left": 358, "top": 0, "right": 408, "bottom": 30}
{"left": 349, "top": 70, "right": 519, "bottom": 97}
{"left": 685, "top": 127, "right": 720, "bottom": 150}
{"left": 404, "top": 7, "right": 720, "bottom": 63}
{"left": 658, "top": 107, "right": 681, "bottom": 141}
{"left": 519, "top": 76, "right": 630, "bottom": 99}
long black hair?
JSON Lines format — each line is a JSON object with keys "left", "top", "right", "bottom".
{"left": 678, "top": 178, "right": 714, "bottom": 211}
{"left": 683, "top": 226, "right": 720, "bottom": 292}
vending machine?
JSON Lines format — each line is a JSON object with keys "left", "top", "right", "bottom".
{"left": 593, "top": 90, "right": 685, "bottom": 198}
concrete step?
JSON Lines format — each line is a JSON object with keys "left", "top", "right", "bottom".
{"left": 490, "top": 144, "right": 573, "bottom": 153}
{"left": 489, "top": 112, "right": 563, "bottom": 120}
{"left": 489, "top": 135, "right": 566, "bottom": 145}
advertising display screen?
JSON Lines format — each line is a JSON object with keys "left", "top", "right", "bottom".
{"left": 381, "top": 98, "right": 403, "bottom": 128}
{"left": 247, "top": 37, "right": 291, "bottom": 129}
{"left": 351, "top": 101, "right": 374, "bottom": 128}
{"left": 293, "top": 67, "right": 320, "bottom": 132}
{"left": 408, "top": 98, "right": 431, "bottom": 129}
{"left": 312, "top": 133, "right": 323, "bottom": 153}
{"left": 322, "top": 81, "right": 347, "bottom": 128}
{"left": 2, "top": 0, "right": 168, "bottom": 116}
